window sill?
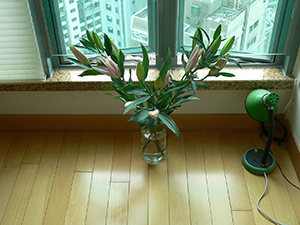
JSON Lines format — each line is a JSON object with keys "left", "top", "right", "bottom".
{"left": 0, "top": 66, "right": 294, "bottom": 91}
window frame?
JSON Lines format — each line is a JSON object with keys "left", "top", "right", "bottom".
{"left": 38, "top": 0, "right": 299, "bottom": 77}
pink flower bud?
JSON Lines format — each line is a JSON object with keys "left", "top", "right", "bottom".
{"left": 93, "top": 53, "right": 121, "bottom": 78}
{"left": 185, "top": 45, "right": 203, "bottom": 73}
{"left": 70, "top": 45, "right": 91, "bottom": 66}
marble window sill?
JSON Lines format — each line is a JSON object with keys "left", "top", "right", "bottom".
{"left": 0, "top": 66, "right": 294, "bottom": 91}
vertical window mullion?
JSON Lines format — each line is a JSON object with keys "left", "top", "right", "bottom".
{"left": 156, "top": 0, "right": 177, "bottom": 67}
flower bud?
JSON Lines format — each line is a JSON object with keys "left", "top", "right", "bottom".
{"left": 154, "top": 76, "right": 162, "bottom": 90}
{"left": 110, "top": 39, "right": 119, "bottom": 58}
{"left": 92, "top": 32, "right": 104, "bottom": 50}
{"left": 136, "top": 62, "right": 145, "bottom": 83}
{"left": 70, "top": 45, "right": 91, "bottom": 66}
{"left": 161, "top": 70, "right": 170, "bottom": 89}
{"left": 220, "top": 36, "right": 235, "bottom": 55}
{"left": 148, "top": 109, "right": 159, "bottom": 120}
{"left": 209, "top": 54, "right": 229, "bottom": 75}
{"left": 124, "top": 101, "right": 136, "bottom": 111}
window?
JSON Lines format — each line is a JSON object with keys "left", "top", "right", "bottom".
{"left": 105, "top": 4, "right": 111, "bottom": 11}
{"left": 40, "top": 0, "right": 298, "bottom": 71}
{"left": 108, "top": 26, "right": 113, "bottom": 33}
{"left": 70, "top": 8, "right": 76, "bottom": 13}
{"left": 71, "top": 17, "right": 77, "bottom": 22}
{"left": 107, "top": 15, "right": 112, "bottom": 22}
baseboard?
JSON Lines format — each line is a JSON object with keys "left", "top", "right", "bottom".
{"left": 0, "top": 114, "right": 284, "bottom": 131}
{"left": 285, "top": 122, "right": 300, "bottom": 181}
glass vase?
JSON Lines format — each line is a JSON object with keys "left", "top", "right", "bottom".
{"left": 141, "top": 123, "right": 166, "bottom": 164}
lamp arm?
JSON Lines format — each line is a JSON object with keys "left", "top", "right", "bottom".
{"left": 261, "top": 107, "right": 274, "bottom": 166}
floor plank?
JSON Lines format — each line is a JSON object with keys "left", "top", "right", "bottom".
{"left": 22, "top": 131, "right": 65, "bottom": 225}
{"left": 85, "top": 132, "right": 115, "bottom": 225}
{"left": 128, "top": 132, "right": 149, "bottom": 225}
{"left": 0, "top": 131, "right": 31, "bottom": 221}
{"left": 0, "top": 131, "right": 14, "bottom": 169}
{"left": 75, "top": 131, "right": 98, "bottom": 172}
{"left": 22, "top": 131, "right": 48, "bottom": 164}
{"left": 65, "top": 172, "right": 92, "bottom": 225}
{"left": 168, "top": 133, "right": 190, "bottom": 225}
{"left": 1, "top": 164, "right": 38, "bottom": 225}
{"left": 111, "top": 132, "right": 132, "bottom": 182}
{"left": 184, "top": 132, "right": 212, "bottom": 225}
{"left": 232, "top": 211, "right": 255, "bottom": 225}
{"left": 149, "top": 162, "right": 169, "bottom": 225}
{"left": 43, "top": 131, "right": 82, "bottom": 225}
{"left": 106, "top": 182, "right": 129, "bottom": 225}
{"left": 219, "top": 131, "right": 252, "bottom": 211}
{"left": 202, "top": 131, "right": 234, "bottom": 225}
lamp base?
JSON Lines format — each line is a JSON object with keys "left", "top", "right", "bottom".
{"left": 242, "top": 148, "right": 276, "bottom": 175}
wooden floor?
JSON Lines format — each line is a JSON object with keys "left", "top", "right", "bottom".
{"left": 0, "top": 130, "right": 299, "bottom": 225}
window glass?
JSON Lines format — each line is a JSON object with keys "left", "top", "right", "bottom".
{"left": 52, "top": 0, "right": 148, "bottom": 55}
{"left": 180, "top": 0, "right": 282, "bottom": 54}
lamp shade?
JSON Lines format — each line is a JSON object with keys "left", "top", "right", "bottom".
{"left": 245, "top": 89, "right": 280, "bottom": 122}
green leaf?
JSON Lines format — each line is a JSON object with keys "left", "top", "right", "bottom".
{"left": 190, "top": 36, "right": 205, "bottom": 49}
{"left": 67, "top": 58, "right": 92, "bottom": 70}
{"left": 219, "top": 55, "right": 242, "bottom": 69}
{"left": 216, "top": 72, "right": 235, "bottom": 77}
{"left": 79, "top": 69, "right": 102, "bottom": 76}
{"left": 86, "top": 30, "right": 94, "bottom": 45}
{"left": 104, "top": 34, "right": 112, "bottom": 55}
{"left": 198, "top": 82, "right": 210, "bottom": 90}
{"left": 159, "top": 50, "right": 172, "bottom": 84}
{"left": 163, "top": 80, "right": 190, "bottom": 94}
{"left": 199, "top": 26, "right": 210, "bottom": 44}
{"left": 191, "top": 80, "right": 198, "bottom": 95}
{"left": 173, "top": 96, "right": 199, "bottom": 106}
{"left": 192, "top": 27, "right": 203, "bottom": 49}
{"left": 143, "top": 117, "right": 159, "bottom": 130}
{"left": 213, "top": 24, "right": 222, "bottom": 40}
{"left": 79, "top": 38, "right": 97, "bottom": 53}
{"left": 158, "top": 112, "right": 180, "bottom": 140}
{"left": 121, "top": 85, "right": 148, "bottom": 95}
{"left": 111, "top": 77, "right": 125, "bottom": 88}
{"left": 128, "top": 109, "right": 149, "bottom": 123}
{"left": 124, "top": 95, "right": 151, "bottom": 114}
{"left": 141, "top": 44, "right": 149, "bottom": 80}
{"left": 118, "top": 50, "right": 125, "bottom": 78}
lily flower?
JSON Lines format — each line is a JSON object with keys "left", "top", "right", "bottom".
{"left": 70, "top": 45, "right": 91, "bottom": 66}
{"left": 148, "top": 109, "right": 159, "bottom": 120}
{"left": 185, "top": 45, "right": 203, "bottom": 73}
{"left": 93, "top": 53, "right": 121, "bottom": 78}
{"left": 124, "top": 101, "right": 136, "bottom": 110}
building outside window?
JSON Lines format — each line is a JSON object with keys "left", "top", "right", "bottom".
{"left": 41, "top": 0, "right": 297, "bottom": 68}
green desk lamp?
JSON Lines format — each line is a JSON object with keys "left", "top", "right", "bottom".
{"left": 243, "top": 89, "right": 280, "bottom": 175}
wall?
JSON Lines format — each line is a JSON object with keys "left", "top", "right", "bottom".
{"left": 0, "top": 89, "right": 292, "bottom": 115}
{"left": 287, "top": 46, "right": 300, "bottom": 145}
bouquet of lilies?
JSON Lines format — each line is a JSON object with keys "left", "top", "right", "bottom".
{"left": 68, "top": 25, "right": 241, "bottom": 139}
